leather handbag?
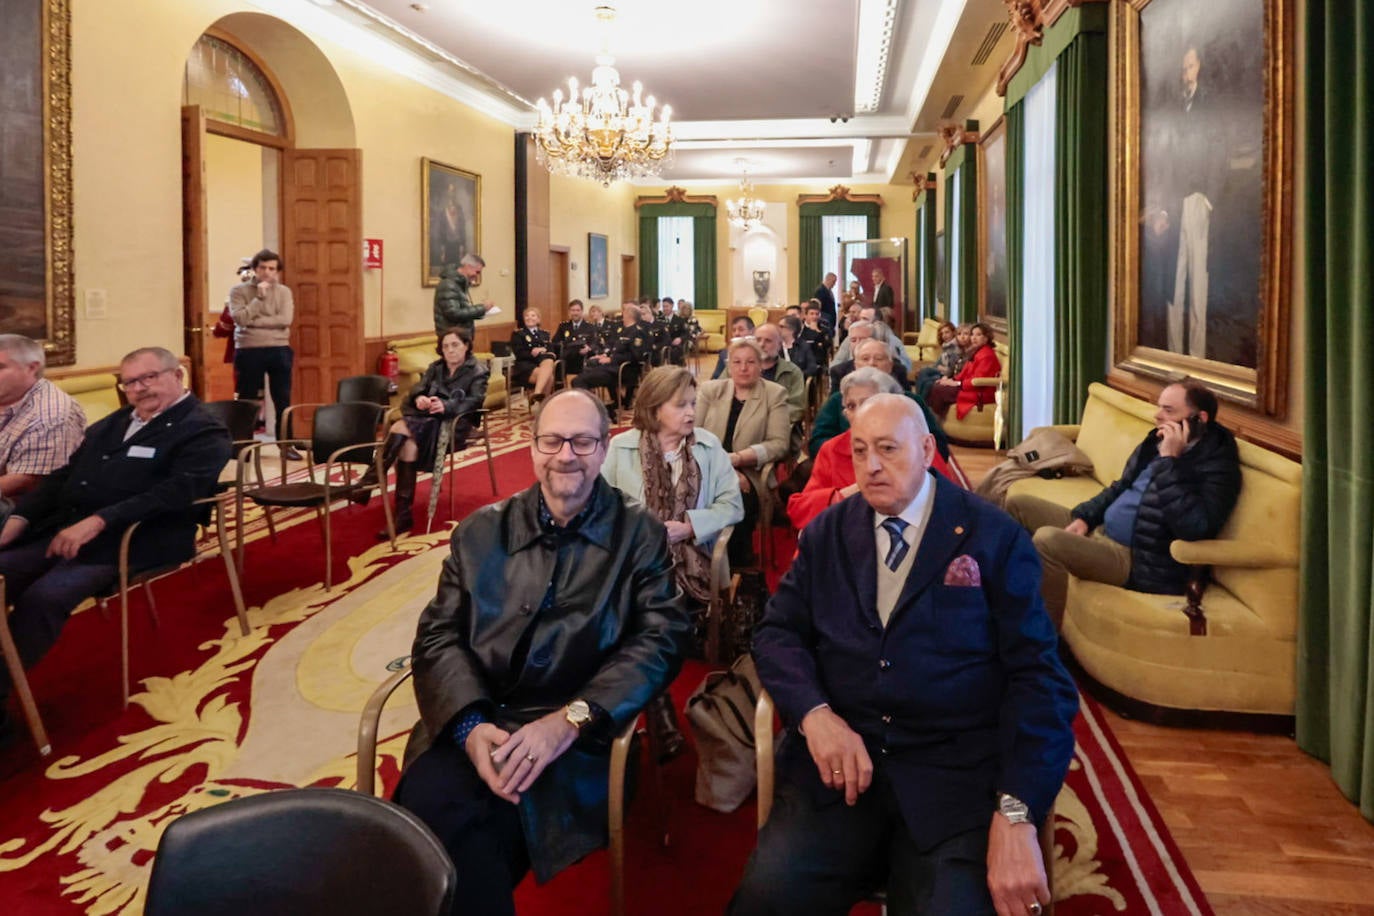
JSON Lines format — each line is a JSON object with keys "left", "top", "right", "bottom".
{"left": 685, "top": 654, "right": 762, "bottom": 813}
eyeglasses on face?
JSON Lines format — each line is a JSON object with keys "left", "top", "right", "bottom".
{"left": 533, "top": 434, "right": 602, "bottom": 456}
{"left": 117, "top": 367, "right": 176, "bottom": 392}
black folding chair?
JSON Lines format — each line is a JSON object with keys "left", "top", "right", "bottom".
{"left": 237, "top": 402, "right": 394, "bottom": 589}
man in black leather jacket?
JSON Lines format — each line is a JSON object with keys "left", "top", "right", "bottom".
{"left": 395, "top": 388, "right": 689, "bottom": 915}
{"left": 1008, "top": 381, "right": 1242, "bottom": 629}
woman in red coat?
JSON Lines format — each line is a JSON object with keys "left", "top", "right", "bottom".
{"left": 787, "top": 368, "right": 965, "bottom": 532}
{"left": 925, "top": 321, "right": 1000, "bottom": 421}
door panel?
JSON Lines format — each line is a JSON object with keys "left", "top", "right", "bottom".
{"left": 621, "top": 254, "right": 636, "bottom": 303}
{"left": 283, "top": 148, "right": 363, "bottom": 407}
{"left": 181, "top": 106, "right": 220, "bottom": 399}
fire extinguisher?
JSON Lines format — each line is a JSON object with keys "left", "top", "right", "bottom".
{"left": 378, "top": 345, "right": 400, "bottom": 394}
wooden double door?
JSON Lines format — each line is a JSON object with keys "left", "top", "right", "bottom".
{"left": 182, "top": 106, "right": 364, "bottom": 407}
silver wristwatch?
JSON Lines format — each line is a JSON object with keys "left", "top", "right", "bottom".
{"left": 998, "top": 792, "right": 1031, "bottom": 825}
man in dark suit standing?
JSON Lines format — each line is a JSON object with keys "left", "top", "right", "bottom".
{"left": 731, "top": 394, "right": 1077, "bottom": 916}
{"left": 871, "top": 267, "right": 895, "bottom": 323}
{"left": 0, "top": 347, "right": 230, "bottom": 726}
{"left": 812, "top": 272, "right": 838, "bottom": 333}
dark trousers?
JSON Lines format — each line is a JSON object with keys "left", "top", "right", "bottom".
{"left": 573, "top": 363, "right": 640, "bottom": 407}
{"left": 234, "top": 345, "right": 294, "bottom": 439}
{"left": 729, "top": 485, "right": 760, "bottom": 567}
{"left": 0, "top": 535, "right": 118, "bottom": 700}
{"left": 394, "top": 739, "right": 529, "bottom": 916}
{"left": 729, "top": 771, "right": 995, "bottom": 916}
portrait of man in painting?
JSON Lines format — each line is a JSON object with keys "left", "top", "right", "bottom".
{"left": 981, "top": 123, "right": 1008, "bottom": 323}
{"left": 1137, "top": 0, "right": 1265, "bottom": 368}
{"left": 0, "top": 0, "right": 48, "bottom": 340}
{"left": 422, "top": 159, "right": 479, "bottom": 286}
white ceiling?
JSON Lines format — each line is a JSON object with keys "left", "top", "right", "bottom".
{"left": 307, "top": 0, "right": 1015, "bottom": 184}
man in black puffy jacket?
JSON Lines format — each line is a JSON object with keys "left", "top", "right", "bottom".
{"left": 1007, "top": 381, "right": 1241, "bottom": 629}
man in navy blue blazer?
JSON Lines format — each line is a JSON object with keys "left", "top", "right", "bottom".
{"left": 731, "top": 394, "right": 1078, "bottom": 916}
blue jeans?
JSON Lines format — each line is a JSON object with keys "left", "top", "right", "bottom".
{"left": 234, "top": 345, "right": 294, "bottom": 439}
{"left": 729, "top": 770, "right": 996, "bottom": 916}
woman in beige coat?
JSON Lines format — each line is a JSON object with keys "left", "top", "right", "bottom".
{"left": 695, "top": 338, "right": 791, "bottom": 566}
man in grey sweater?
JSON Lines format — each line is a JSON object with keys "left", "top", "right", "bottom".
{"left": 228, "top": 248, "right": 300, "bottom": 460}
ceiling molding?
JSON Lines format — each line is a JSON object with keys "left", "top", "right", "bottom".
{"left": 902, "top": 0, "right": 970, "bottom": 126}
{"left": 854, "top": 0, "right": 902, "bottom": 114}
{"left": 670, "top": 116, "right": 915, "bottom": 142}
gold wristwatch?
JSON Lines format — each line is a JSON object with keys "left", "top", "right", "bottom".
{"left": 565, "top": 699, "right": 592, "bottom": 732}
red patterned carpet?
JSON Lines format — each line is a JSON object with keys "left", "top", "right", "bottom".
{"left": 0, "top": 428, "right": 1212, "bottom": 915}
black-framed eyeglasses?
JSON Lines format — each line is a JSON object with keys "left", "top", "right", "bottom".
{"left": 533, "top": 434, "right": 603, "bottom": 456}
{"left": 116, "top": 367, "right": 177, "bottom": 392}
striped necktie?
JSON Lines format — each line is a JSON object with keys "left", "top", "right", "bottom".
{"left": 881, "top": 517, "right": 910, "bottom": 571}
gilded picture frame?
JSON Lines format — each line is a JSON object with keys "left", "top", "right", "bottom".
{"left": 0, "top": 0, "right": 74, "bottom": 365}
{"left": 421, "top": 157, "right": 481, "bottom": 288}
{"left": 978, "top": 115, "right": 1009, "bottom": 335}
{"left": 1111, "top": 0, "right": 1293, "bottom": 415}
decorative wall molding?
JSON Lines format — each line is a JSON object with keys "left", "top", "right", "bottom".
{"left": 996, "top": 0, "right": 1108, "bottom": 97}
{"left": 910, "top": 171, "right": 939, "bottom": 201}
{"left": 937, "top": 121, "right": 980, "bottom": 168}
{"left": 796, "top": 185, "right": 885, "bottom": 206}
{"left": 634, "top": 186, "right": 719, "bottom": 208}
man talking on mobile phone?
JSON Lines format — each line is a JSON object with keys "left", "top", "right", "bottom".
{"left": 1006, "top": 381, "right": 1241, "bottom": 629}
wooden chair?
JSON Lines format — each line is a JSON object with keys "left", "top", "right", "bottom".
{"left": 754, "top": 689, "right": 1057, "bottom": 914}
{"left": 100, "top": 493, "right": 250, "bottom": 708}
{"left": 356, "top": 660, "right": 641, "bottom": 916}
{"left": 236, "top": 402, "right": 394, "bottom": 589}
{"left": 0, "top": 576, "right": 51, "bottom": 756}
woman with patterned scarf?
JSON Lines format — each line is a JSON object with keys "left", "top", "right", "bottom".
{"left": 602, "top": 366, "right": 744, "bottom": 759}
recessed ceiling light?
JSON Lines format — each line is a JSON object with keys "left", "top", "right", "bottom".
{"left": 410, "top": 2, "right": 429, "bottom": 10}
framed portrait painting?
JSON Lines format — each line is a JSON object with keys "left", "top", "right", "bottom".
{"left": 978, "top": 116, "right": 1009, "bottom": 332}
{"left": 421, "top": 158, "right": 480, "bottom": 287}
{"left": 587, "top": 232, "right": 608, "bottom": 299}
{"left": 1112, "top": 0, "right": 1292, "bottom": 414}
{"left": 0, "top": 0, "right": 74, "bottom": 365}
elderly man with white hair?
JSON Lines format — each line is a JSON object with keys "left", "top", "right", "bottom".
{"left": 732, "top": 393, "right": 1078, "bottom": 916}
{"left": 0, "top": 334, "right": 86, "bottom": 500}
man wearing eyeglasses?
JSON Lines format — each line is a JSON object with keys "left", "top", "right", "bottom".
{"left": 0, "top": 347, "right": 229, "bottom": 739}
{"left": 397, "top": 387, "right": 689, "bottom": 915}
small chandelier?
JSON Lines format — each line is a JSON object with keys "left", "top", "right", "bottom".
{"left": 727, "top": 163, "right": 766, "bottom": 229}
{"left": 533, "top": 5, "right": 673, "bottom": 187}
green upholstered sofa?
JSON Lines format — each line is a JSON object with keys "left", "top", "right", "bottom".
{"left": 1006, "top": 382, "right": 1301, "bottom": 716}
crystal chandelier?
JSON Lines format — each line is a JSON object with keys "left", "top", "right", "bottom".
{"left": 727, "top": 163, "right": 766, "bottom": 229}
{"left": 533, "top": 5, "right": 673, "bottom": 187}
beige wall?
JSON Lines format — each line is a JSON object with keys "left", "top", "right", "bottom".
{"left": 69, "top": 0, "right": 516, "bottom": 366}
{"left": 632, "top": 181, "right": 918, "bottom": 310}
{"left": 547, "top": 174, "right": 638, "bottom": 317}
{"left": 203, "top": 134, "right": 270, "bottom": 311}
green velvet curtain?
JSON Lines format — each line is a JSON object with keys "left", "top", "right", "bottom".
{"left": 943, "top": 144, "right": 978, "bottom": 325}
{"left": 1004, "top": 103, "right": 1026, "bottom": 446}
{"left": 1050, "top": 21, "right": 1109, "bottom": 424}
{"left": 941, "top": 175, "right": 953, "bottom": 313}
{"left": 797, "top": 200, "right": 881, "bottom": 296}
{"left": 1298, "top": 0, "right": 1374, "bottom": 822}
{"left": 915, "top": 186, "right": 937, "bottom": 321}
{"left": 638, "top": 201, "right": 717, "bottom": 308}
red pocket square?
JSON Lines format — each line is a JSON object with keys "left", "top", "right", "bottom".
{"left": 943, "top": 555, "right": 981, "bottom": 587}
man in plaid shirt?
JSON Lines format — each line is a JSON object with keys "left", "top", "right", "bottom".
{"left": 0, "top": 335, "right": 85, "bottom": 500}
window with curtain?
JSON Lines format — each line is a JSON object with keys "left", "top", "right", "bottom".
{"left": 821, "top": 214, "right": 869, "bottom": 286}
{"left": 949, "top": 170, "right": 963, "bottom": 323}
{"left": 1019, "top": 62, "right": 1059, "bottom": 432}
{"left": 916, "top": 210, "right": 928, "bottom": 319}
{"left": 656, "top": 216, "right": 695, "bottom": 302}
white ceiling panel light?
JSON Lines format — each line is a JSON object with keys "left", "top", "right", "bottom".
{"left": 853, "top": 0, "right": 901, "bottom": 114}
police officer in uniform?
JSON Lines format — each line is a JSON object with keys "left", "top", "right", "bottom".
{"left": 573, "top": 303, "right": 651, "bottom": 409}
{"left": 552, "top": 299, "right": 598, "bottom": 376}
{"left": 509, "top": 308, "right": 558, "bottom": 404}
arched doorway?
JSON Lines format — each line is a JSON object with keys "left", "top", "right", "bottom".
{"left": 181, "top": 19, "right": 362, "bottom": 416}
